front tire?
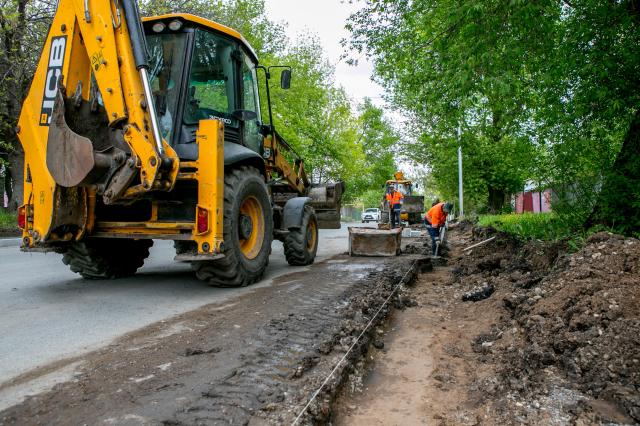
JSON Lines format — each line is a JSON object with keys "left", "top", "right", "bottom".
{"left": 193, "top": 166, "right": 273, "bottom": 286}
{"left": 62, "top": 238, "right": 153, "bottom": 279}
{"left": 284, "top": 205, "right": 318, "bottom": 266}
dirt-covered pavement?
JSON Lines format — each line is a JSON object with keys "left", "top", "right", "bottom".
{"left": 3, "top": 223, "right": 638, "bottom": 425}
{"left": 335, "top": 224, "right": 640, "bottom": 425}
{"left": 0, "top": 226, "right": 352, "bottom": 386}
{"left": 0, "top": 240, "right": 428, "bottom": 425}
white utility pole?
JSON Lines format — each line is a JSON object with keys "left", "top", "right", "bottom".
{"left": 457, "top": 126, "right": 464, "bottom": 218}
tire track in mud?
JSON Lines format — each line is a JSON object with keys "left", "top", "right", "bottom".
{"left": 167, "top": 259, "right": 421, "bottom": 425}
{"left": 0, "top": 256, "right": 426, "bottom": 426}
{"left": 175, "top": 290, "right": 352, "bottom": 424}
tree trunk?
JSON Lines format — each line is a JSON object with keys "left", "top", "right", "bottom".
{"left": 7, "top": 146, "right": 23, "bottom": 211}
{"left": 588, "top": 110, "right": 640, "bottom": 235}
{"left": 487, "top": 186, "right": 506, "bottom": 213}
{"left": 0, "top": 0, "right": 29, "bottom": 211}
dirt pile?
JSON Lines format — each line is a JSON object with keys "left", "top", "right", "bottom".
{"left": 450, "top": 228, "right": 640, "bottom": 423}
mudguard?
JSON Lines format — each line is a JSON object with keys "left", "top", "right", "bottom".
{"left": 224, "top": 142, "right": 265, "bottom": 176}
{"left": 283, "top": 197, "right": 312, "bottom": 229}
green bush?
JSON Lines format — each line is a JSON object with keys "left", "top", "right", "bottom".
{"left": 0, "top": 209, "right": 18, "bottom": 232}
{"left": 478, "top": 212, "right": 570, "bottom": 241}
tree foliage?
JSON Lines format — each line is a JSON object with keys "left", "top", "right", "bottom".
{"left": 0, "top": 0, "right": 55, "bottom": 209}
{"left": 0, "top": 0, "right": 399, "bottom": 207}
{"left": 347, "top": 0, "right": 640, "bottom": 233}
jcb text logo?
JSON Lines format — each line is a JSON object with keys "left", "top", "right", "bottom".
{"left": 40, "top": 36, "right": 67, "bottom": 126}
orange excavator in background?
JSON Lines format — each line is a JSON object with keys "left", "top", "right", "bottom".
{"left": 380, "top": 171, "right": 424, "bottom": 226}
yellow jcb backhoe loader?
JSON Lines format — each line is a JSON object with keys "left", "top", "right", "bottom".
{"left": 16, "top": 0, "right": 343, "bottom": 286}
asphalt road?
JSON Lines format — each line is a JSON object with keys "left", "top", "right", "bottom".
{"left": 0, "top": 223, "right": 362, "bottom": 386}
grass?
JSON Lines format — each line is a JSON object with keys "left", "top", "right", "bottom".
{"left": 0, "top": 209, "right": 18, "bottom": 233}
{"left": 477, "top": 212, "right": 572, "bottom": 241}
{"left": 477, "top": 212, "right": 623, "bottom": 252}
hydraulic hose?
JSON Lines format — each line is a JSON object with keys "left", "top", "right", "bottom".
{"left": 121, "top": 0, "right": 164, "bottom": 156}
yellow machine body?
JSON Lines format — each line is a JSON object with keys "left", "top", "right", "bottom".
{"left": 382, "top": 173, "right": 425, "bottom": 225}
{"left": 17, "top": 1, "right": 343, "bottom": 276}
{"left": 16, "top": 7, "right": 256, "bottom": 256}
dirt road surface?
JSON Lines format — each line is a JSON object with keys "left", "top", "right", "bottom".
{"left": 0, "top": 226, "right": 355, "bottom": 386}
{"left": 0, "top": 223, "right": 430, "bottom": 424}
{"left": 5, "top": 222, "right": 636, "bottom": 425}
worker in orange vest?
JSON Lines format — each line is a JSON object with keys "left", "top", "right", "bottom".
{"left": 385, "top": 185, "right": 404, "bottom": 228}
{"left": 425, "top": 201, "right": 452, "bottom": 255}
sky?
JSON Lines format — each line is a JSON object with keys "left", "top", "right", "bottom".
{"left": 262, "top": 0, "right": 423, "bottom": 180}
{"left": 263, "top": 0, "right": 385, "bottom": 107}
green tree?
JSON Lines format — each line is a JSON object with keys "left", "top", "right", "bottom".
{"left": 353, "top": 97, "right": 397, "bottom": 192}
{"left": 347, "top": 0, "right": 552, "bottom": 212}
{"left": 0, "top": 0, "right": 55, "bottom": 210}
{"left": 347, "top": 0, "right": 640, "bottom": 233}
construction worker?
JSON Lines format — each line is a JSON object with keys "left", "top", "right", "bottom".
{"left": 425, "top": 201, "right": 452, "bottom": 255}
{"left": 385, "top": 185, "right": 404, "bottom": 228}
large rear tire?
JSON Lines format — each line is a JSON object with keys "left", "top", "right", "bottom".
{"left": 284, "top": 205, "right": 318, "bottom": 266}
{"left": 62, "top": 238, "right": 153, "bottom": 279}
{"left": 193, "top": 166, "right": 273, "bottom": 286}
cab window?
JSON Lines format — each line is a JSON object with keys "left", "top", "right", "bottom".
{"left": 147, "top": 32, "right": 188, "bottom": 140}
{"left": 184, "top": 29, "right": 237, "bottom": 125}
{"left": 241, "top": 53, "right": 261, "bottom": 152}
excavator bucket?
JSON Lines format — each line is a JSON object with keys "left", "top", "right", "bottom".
{"left": 348, "top": 227, "right": 402, "bottom": 257}
{"left": 309, "top": 181, "right": 345, "bottom": 229}
{"left": 46, "top": 91, "right": 96, "bottom": 187}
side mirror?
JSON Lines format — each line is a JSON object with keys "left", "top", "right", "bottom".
{"left": 280, "top": 69, "right": 291, "bottom": 89}
{"left": 232, "top": 109, "right": 258, "bottom": 122}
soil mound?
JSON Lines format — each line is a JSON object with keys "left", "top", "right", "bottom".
{"left": 451, "top": 229, "right": 640, "bottom": 423}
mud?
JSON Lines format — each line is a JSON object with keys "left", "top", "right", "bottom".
{"left": 335, "top": 224, "right": 640, "bottom": 425}
{"left": 3, "top": 224, "right": 638, "bottom": 425}
{"left": 0, "top": 254, "right": 428, "bottom": 425}
{"left": 450, "top": 227, "right": 640, "bottom": 423}
{"left": 493, "top": 231, "right": 640, "bottom": 424}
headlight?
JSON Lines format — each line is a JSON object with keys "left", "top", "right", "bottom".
{"left": 168, "top": 20, "right": 183, "bottom": 31}
{"left": 152, "top": 22, "right": 166, "bottom": 33}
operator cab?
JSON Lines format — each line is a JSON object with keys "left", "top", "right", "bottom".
{"left": 387, "top": 181, "right": 413, "bottom": 196}
{"left": 143, "top": 14, "right": 262, "bottom": 160}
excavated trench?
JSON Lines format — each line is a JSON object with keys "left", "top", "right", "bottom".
{"left": 0, "top": 252, "right": 430, "bottom": 425}
{"left": 8, "top": 224, "right": 632, "bottom": 425}
{"left": 334, "top": 224, "right": 640, "bottom": 425}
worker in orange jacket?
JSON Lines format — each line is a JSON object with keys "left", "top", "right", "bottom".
{"left": 385, "top": 185, "right": 404, "bottom": 228}
{"left": 425, "top": 201, "right": 452, "bottom": 255}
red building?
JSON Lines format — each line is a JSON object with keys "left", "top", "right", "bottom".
{"left": 514, "top": 183, "right": 553, "bottom": 214}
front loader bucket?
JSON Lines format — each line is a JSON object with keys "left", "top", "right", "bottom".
{"left": 309, "top": 181, "right": 345, "bottom": 229}
{"left": 348, "top": 227, "right": 401, "bottom": 257}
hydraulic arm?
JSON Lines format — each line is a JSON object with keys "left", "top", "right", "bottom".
{"left": 17, "top": 5, "right": 343, "bottom": 285}
{"left": 18, "top": 0, "right": 179, "bottom": 245}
